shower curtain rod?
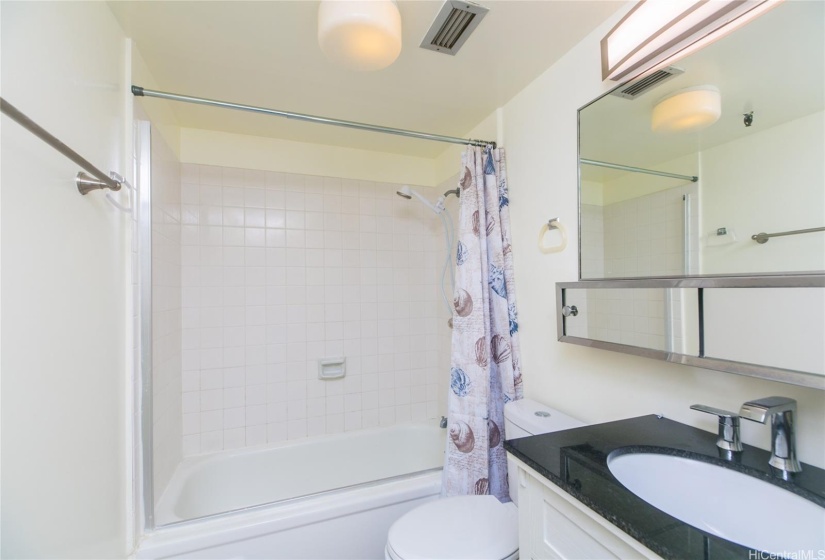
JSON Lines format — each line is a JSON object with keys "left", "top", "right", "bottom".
{"left": 132, "top": 86, "right": 496, "bottom": 149}
{"left": 580, "top": 158, "right": 698, "bottom": 183}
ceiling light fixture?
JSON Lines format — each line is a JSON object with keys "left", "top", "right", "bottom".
{"left": 318, "top": 0, "right": 402, "bottom": 71}
{"left": 651, "top": 85, "right": 721, "bottom": 133}
{"left": 601, "top": 0, "right": 781, "bottom": 82}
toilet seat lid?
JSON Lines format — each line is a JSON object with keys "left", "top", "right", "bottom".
{"left": 387, "top": 495, "right": 518, "bottom": 560}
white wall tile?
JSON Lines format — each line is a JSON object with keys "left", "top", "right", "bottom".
{"left": 179, "top": 166, "right": 450, "bottom": 455}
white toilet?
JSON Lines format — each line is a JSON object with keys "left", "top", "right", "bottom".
{"left": 385, "top": 399, "right": 584, "bottom": 560}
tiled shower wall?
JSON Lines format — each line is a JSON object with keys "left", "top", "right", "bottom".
{"left": 576, "top": 185, "right": 698, "bottom": 351}
{"left": 580, "top": 204, "right": 605, "bottom": 278}
{"left": 568, "top": 288, "right": 668, "bottom": 350}
{"left": 601, "top": 184, "right": 698, "bottom": 278}
{"left": 179, "top": 165, "right": 449, "bottom": 455}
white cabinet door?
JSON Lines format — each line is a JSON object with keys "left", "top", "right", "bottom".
{"left": 513, "top": 459, "right": 662, "bottom": 560}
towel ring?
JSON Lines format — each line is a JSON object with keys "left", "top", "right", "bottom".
{"left": 538, "top": 217, "right": 567, "bottom": 253}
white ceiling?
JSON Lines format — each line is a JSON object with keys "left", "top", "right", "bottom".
{"left": 109, "top": 0, "right": 623, "bottom": 158}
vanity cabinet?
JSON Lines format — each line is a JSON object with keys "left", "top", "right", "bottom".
{"left": 512, "top": 457, "right": 661, "bottom": 560}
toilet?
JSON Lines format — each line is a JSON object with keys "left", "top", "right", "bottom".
{"left": 385, "top": 399, "right": 584, "bottom": 560}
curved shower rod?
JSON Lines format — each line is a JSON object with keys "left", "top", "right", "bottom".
{"left": 132, "top": 86, "right": 496, "bottom": 149}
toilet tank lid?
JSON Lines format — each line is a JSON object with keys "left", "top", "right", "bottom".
{"left": 504, "top": 399, "right": 585, "bottom": 435}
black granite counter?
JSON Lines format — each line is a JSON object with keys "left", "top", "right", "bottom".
{"left": 504, "top": 415, "right": 825, "bottom": 560}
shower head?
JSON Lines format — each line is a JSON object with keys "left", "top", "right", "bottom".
{"left": 396, "top": 185, "right": 440, "bottom": 214}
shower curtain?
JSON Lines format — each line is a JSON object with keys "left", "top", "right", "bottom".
{"left": 442, "top": 146, "right": 523, "bottom": 502}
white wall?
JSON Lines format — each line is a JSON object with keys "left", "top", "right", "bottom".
{"left": 700, "top": 111, "right": 825, "bottom": 275}
{"left": 499, "top": 6, "right": 825, "bottom": 467}
{"left": 132, "top": 47, "right": 181, "bottom": 159}
{"left": 181, "top": 128, "right": 438, "bottom": 187}
{"left": 433, "top": 110, "right": 501, "bottom": 185}
{"left": 1, "top": 2, "right": 131, "bottom": 557}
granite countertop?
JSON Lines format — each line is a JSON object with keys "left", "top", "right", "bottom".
{"left": 504, "top": 414, "right": 825, "bottom": 560}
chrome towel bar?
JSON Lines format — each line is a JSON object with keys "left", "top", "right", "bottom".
{"left": 0, "top": 96, "right": 123, "bottom": 194}
{"left": 752, "top": 226, "right": 825, "bottom": 244}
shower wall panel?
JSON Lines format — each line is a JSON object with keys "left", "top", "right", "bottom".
{"left": 150, "top": 127, "right": 183, "bottom": 501}
{"left": 179, "top": 165, "right": 448, "bottom": 455}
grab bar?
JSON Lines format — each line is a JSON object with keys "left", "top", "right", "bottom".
{"left": 0, "top": 96, "right": 123, "bottom": 194}
{"left": 751, "top": 226, "right": 825, "bottom": 244}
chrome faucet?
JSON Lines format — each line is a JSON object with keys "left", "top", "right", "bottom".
{"left": 739, "top": 396, "right": 802, "bottom": 474}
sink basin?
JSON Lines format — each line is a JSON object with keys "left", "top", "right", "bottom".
{"left": 607, "top": 452, "right": 825, "bottom": 556}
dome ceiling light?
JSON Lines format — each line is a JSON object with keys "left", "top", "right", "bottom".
{"left": 318, "top": 0, "right": 402, "bottom": 71}
{"left": 651, "top": 85, "right": 722, "bottom": 133}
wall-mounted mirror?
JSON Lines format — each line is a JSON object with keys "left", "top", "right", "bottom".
{"left": 579, "top": 1, "right": 824, "bottom": 280}
{"left": 565, "top": 1, "right": 825, "bottom": 390}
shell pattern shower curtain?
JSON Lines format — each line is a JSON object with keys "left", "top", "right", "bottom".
{"left": 442, "top": 146, "right": 523, "bottom": 502}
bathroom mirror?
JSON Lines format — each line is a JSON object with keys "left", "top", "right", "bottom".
{"left": 578, "top": 0, "right": 824, "bottom": 280}
{"left": 557, "top": 278, "right": 825, "bottom": 390}
{"left": 565, "top": 0, "right": 825, "bottom": 390}
{"left": 562, "top": 287, "right": 699, "bottom": 356}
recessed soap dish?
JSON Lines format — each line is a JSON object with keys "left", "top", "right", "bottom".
{"left": 318, "top": 357, "right": 346, "bottom": 380}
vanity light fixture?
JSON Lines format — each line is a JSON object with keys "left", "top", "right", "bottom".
{"left": 318, "top": 0, "right": 402, "bottom": 71}
{"left": 651, "top": 85, "right": 721, "bottom": 133}
{"left": 601, "top": 0, "right": 781, "bottom": 82}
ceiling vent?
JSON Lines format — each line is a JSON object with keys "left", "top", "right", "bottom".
{"left": 610, "top": 66, "right": 685, "bottom": 100}
{"left": 420, "top": 1, "right": 489, "bottom": 55}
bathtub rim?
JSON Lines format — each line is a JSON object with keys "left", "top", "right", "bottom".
{"left": 157, "top": 466, "right": 444, "bottom": 528}
{"left": 155, "top": 422, "right": 446, "bottom": 526}
{"left": 138, "top": 468, "right": 443, "bottom": 559}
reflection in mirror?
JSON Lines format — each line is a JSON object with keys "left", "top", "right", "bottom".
{"left": 564, "top": 288, "right": 699, "bottom": 355}
{"left": 579, "top": 1, "right": 825, "bottom": 279}
{"left": 703, "top": 288, "right": 825, "bottom": 376}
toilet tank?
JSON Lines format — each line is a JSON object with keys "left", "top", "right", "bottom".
{"left": 504, "top": 399, "right": 584, "bottom": 504}
{"left": 504, "top": 399, "right": 584, "bottom": 439}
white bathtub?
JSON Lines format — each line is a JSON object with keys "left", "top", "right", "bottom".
{"left": 138, "top": 423, "right": 445, "bottom": 559}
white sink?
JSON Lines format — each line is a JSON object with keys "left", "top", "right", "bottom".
{"left": 607, "top": 452, "right": 825, "bottom": 556}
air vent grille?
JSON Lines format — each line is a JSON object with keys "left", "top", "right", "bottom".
{"left": 421, "top": 1, "right": 489, "bottom": 55}
{"left": 432, "top": 8, "right": 476, "bottom": 49}
{"left": 611, "top": 66, "right": 685, "bottom": 100}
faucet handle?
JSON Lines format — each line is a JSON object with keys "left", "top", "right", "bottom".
{"left": 691, "top": 404, "right": 744, "bottom": 452}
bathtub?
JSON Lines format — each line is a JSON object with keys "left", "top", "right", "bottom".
{"left": 137, "top": 422, "right": 445, "bottom": 559}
